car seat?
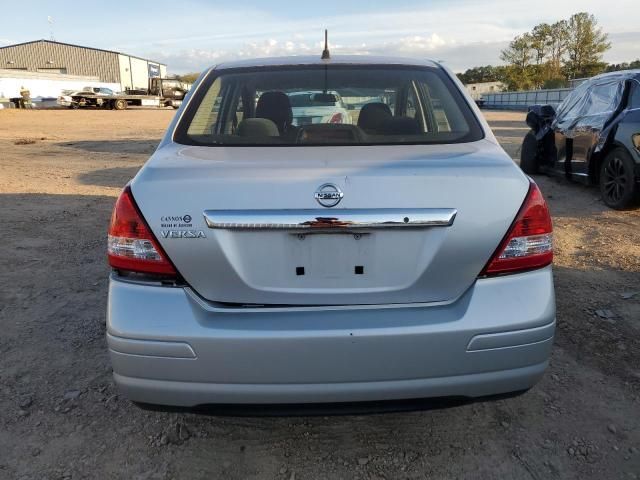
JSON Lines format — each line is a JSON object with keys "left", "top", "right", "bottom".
{"left": 255, "top": 92, "right": 293, "bottom": 134}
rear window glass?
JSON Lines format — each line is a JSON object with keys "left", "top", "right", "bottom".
{"left": 553, "top": 76, "right": 626, "bottom": 135}
{"left": 289, "top": 92, "right": 340, "bottom": 107}
{"left": 176, "top": 65, "right": 483, "bottom": 146}
{"left": 629, "top": 81, "right": 640, "bottom": 109}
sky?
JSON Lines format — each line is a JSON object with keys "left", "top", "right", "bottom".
{"left": 2, "top": 0, "right": 639, "bottom": 74}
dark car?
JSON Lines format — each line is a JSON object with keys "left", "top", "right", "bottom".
{"left": 520, "top": 70, "right": 640, "bottom": 209}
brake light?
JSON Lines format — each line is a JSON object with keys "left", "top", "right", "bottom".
{"left": 107, "top": 186, "right": 177, "bottom": 276}
{"left": 329, "top": 112, "right": 344, "bottom": 124}
{"left": 481, "top": 180, "right": 553, "bottom": 276}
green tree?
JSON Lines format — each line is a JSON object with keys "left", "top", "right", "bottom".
{"left": 547, "top": 20, "right": 569, "bottom": 77}
{"left": 500, "top": 34, "right": 538, "bottom": 90}
{"left": 605, "top": 60, "right": 640, "bottom": 72}
{"left": 530, "top": 23, "right": 552, "bottom": 65}
{"left": 500, "top": 34, "right": 534, "bottom": 70}
{"left": 457, "top": 65, "right": 502, "bottom": 84}
{"left": 459, "top": 12, "right": 625, "bottom": 92}
{"left": 564, "top": 12, "right": 611, "bottom": 78}
{"left": 174, "top": 72, "right": 200, "bottom": 84}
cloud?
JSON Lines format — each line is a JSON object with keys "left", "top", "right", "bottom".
{"left": 150, "top": 33, "right": 503, "bottom": 73}
{"left": 151, "top": 27, "right": 640, "bottom": 74}
{"left": 606, "top": 31, "right": 640, "bottom": 63}
{"left": 2, "top": 0, "right": 639, "bottom": 75}
{"left": 136, "top": 0, "right": 640, "bottom": 73}
{"left": 151, "top": 33, "right": 451, "bottom": 72}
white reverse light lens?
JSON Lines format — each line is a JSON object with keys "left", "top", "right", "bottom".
{"left": 499, "top": 233, "right": 553, "bottom": 259}
{"left": 108, "top": 235, "right": 163, "bottom": 261}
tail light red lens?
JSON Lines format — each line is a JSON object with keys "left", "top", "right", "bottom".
{"left": 107, "top": 186, "right": 177, "bottom": 276}
{"left": 481, "top": 180, "right": 553, "bottom": 276}
{"left": 329, "top": 112, "right": 344, "bottom": 124}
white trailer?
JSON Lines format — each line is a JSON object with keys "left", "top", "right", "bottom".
{"left": 0, "top": 68, "right": 119, "bottom": 107}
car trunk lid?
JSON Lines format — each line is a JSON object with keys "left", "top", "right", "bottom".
{"left": 132, "top": 141, "right": 528, "bottom": 305}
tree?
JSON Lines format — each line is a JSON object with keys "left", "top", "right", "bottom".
{"left": 457, "top": 65, "right": 502, "bottom": 84}
{"left": 547, "top": 21, "right": 569, "bottom": 77}
{"left": 457, "top": 12, "right": 622, "bottom": 91}
{"left": 500, "top": 34, "right": 534, "bottom": 70}
{"left": 174, "top": 72, "right": 200, "bottom": 84}
{"left": 530, "top": 23, "right": 552, "bottom": 65}
{"left": 500, "top": 34, "right": 539, "bottom": 90}
{"left": 564, "top": 12, "right": 611, "bottom": 78}
{"left": 605, "top": 60, "right": 640, "bottom": 72}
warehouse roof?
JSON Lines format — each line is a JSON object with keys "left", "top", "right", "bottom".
{"left": 0, "top": 39, "right": 165, "bottom": 66}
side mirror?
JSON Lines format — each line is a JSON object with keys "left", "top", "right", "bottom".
{"left": 526, "top": 110, "right": 542, "bottom": 132}
{"left": 526, "top": 104, "right": 556, "bottom": 132}
{"left": 540, "top": 104, "right": 556, "bottom": 118}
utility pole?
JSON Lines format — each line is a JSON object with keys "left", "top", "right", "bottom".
{"left": 48, "top": 16, "right": 55, "bottom": 41}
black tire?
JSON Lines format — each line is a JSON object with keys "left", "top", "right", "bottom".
{"left": 113, "top": 99, "right": 127, "bottom": 110}
{"left": 520, "top": 130, "right": 539, "bottom": 174}
{"left": 599, "top": 148, "right": 639, "bottom": 210}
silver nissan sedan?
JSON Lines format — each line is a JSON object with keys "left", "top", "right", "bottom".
{"left": 106, "top": 55, "right": 555, "bottom": 408}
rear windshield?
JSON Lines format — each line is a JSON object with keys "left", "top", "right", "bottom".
{"left": 175, "top": 65, "right": 483, "bottom": 146}
{"left": 289, "top": 92, "right": 341, "bottom": 107}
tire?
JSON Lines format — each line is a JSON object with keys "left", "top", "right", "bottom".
{"left": 599, "top": 148, "right": 639, "bottom": 210}
{"left": 113, "top": 99, "right": 127, "bottom": 110}
{"left": 520, "top": 130, "right": 539, "bottom": 174}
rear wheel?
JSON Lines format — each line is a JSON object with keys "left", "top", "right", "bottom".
{"left": 113, "top": 99, "right": 127, "bottom": 110}
{"left": 520, "top": 131, "right": 539, "bottom": 174}
{"left": 599, "top": 148, "right": 639, "bottom": 209}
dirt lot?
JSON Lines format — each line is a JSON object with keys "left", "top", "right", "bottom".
{"left": 0, "top": 109, "right": 638, "bottom": 480}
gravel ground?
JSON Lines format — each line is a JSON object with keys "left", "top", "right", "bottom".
{"left": 0, "top": 109, "right": 638, "bottom": 480}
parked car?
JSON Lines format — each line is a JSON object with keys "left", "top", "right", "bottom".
{"left": 57, "top": 87, "right": 116, "bottom": 108}
{"left": 520, "top": 70, "right": 640, "bottom": 209}
{"left": 56, "top": 90, "right": 76, "bottom": 107}
{"left": 106, "top": 55, "right": 555, "bottom": 409}
{"left": 288, "top": 90, "right": 352, "bottom": 125}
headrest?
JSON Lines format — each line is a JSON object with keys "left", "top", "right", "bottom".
{"left": 357, "top": 102, "right": 393, "bottom": 132}
{"left": 255, "top": 91, "right": 292, "bottom": 134}
{"left": 237, "top": 118, "right": 280, "bottom": 137}
{"left": 381, "top": 117, "right": 421, "bottom": 135}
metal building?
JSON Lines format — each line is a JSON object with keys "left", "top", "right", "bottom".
{"left": 0, "top": 40, "right": 167, "bottom": 92}
{"left": 464, "top": 81, "right": 505, "bottom": 101}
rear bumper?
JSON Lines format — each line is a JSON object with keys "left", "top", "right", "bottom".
{"left": 107, "top": 267, "right": 555, "bottom": 407}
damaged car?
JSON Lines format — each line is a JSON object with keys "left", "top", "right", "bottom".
{"left": 520, "top": 70, "right": 640, "bottom": 209}
{"left": 106, "top": 55, "right": 556, "bottom": 409}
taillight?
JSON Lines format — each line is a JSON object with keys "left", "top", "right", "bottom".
{"left": 107, "top": 186, "right": 177, "bottom": 276}
{"left": 329, "top": 112, "right": 344, "bottom": 124}
{"left": 481, "top": 180, "right": 553, "bottom": 276}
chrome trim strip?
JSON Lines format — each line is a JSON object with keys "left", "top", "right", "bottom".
{"left": 203, "top": 208, "right": 457, "bottom": 230}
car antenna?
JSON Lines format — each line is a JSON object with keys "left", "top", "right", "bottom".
{"left": 321, "top": 29, "right": 331, "bottom": 94}
{"left": 321, "top": 29, "right": 330, "bottom": 60}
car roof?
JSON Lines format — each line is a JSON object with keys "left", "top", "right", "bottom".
{"left": 213, "top": 55, "right": 441, "bottom": 71}
{"left": 587, "top": 69, "right": 640, "bottom": 83}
